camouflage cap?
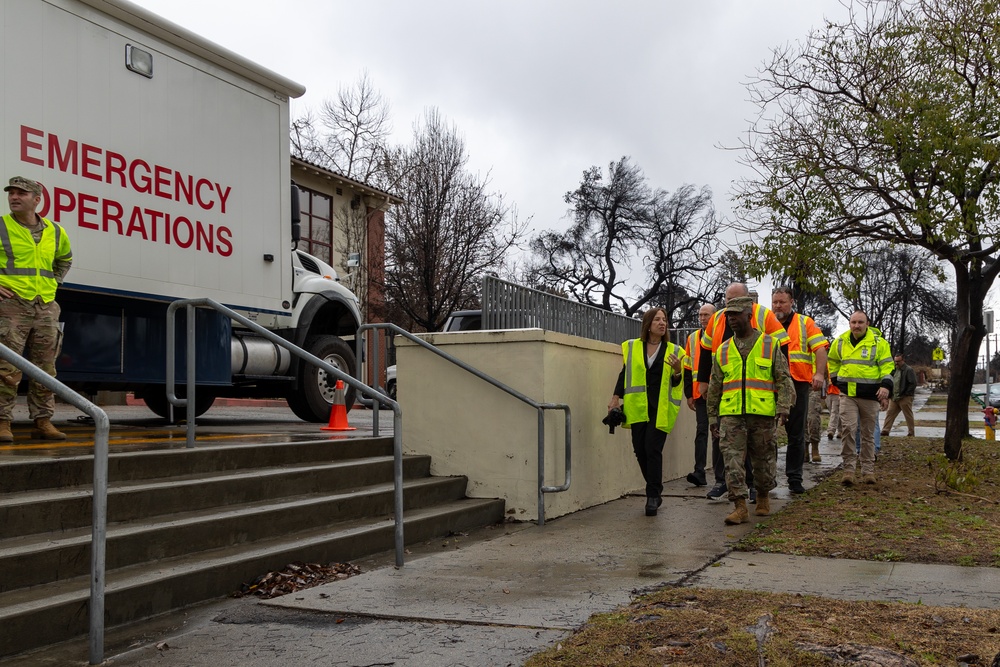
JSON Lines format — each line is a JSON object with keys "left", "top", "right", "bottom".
{"left": 4, "top": 176, "right": 42, "bottom": 196}
{"left": 723, "top": 296, "right": 755, "bottom": 314}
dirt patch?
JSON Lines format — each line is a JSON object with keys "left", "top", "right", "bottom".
{"left": 526, "top": 425, "right": 1000, "bottom": 666}
{"left": 524, "top": 587, "right": 1000, "bottom": 666}
{"left": 740, "top": 436, "right": 1000, "bottom": 566}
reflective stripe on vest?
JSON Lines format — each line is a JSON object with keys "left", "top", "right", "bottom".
{"left": 621, "top": 339, "right": 684, "bottom": 433}
{"left": 0, "top": 215, "right": 70, "bottom": 301}
{"left": 716, "top": 333, "right": 777, "bottom": 417}
{"left": 786, "top": 313, "right": 815, "bottom": 382}
{"left": 685, "top": 329, "right": 703, "bottom": 399}
{"left": 833, "top": 333, "right": 893, "bottom": 397}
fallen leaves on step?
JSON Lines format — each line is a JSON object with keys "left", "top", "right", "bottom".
{"left": 235, "top": 561, "right": 362, "bottom": 599}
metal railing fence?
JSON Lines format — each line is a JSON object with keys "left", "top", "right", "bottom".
{"left": 482, "top": 276, "right": 641, "bottom": 345}
{"left": 357, "top": 322, "right": 572, "bottom": 525}
{"left": 164, "top": 298, "right": 404, "bottom": 567}
{"left": 0, "top": 343, "right": 110, "bottom": 665}
{"left": 482, "top": 277, "right": 698, "bottom": 349}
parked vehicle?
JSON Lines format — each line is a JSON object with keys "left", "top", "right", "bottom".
{"left": 385, "top": 364, "right": 397, "bottom": 400}
{"left": 442, "top": 310, "right": 483, "bottom": 332}
{"left": 1, "top": 0, "right": 361, "bottom": 421}
{"left": 382, "top": 310, "right": 482, "bottom": 403}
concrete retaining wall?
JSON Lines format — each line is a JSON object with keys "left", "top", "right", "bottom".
{"left": 396, "top": 329, "right": 696, "bottom": 522}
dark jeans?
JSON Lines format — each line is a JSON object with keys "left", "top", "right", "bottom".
{"left": 693, "top": 397, "right": 714, "bottom": 480}
{"left": 631, "top": 421, "right": 667, "bottom": 498}
{"left": 712, "top": 414, "right": 752, "bottom": 487}
{"left": 784, "top": 380, "right": 811, "bottom": 485}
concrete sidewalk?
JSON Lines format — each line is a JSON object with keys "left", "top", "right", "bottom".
{"left": 21, "top": 389, "right": 999, "bottom": 667}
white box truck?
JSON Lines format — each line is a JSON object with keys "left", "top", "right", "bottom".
{"left": 0, "top": 0, "right": 363, "bottom": 421}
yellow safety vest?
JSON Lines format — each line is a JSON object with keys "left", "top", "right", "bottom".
{"left": 621, "top": 339, "right": 684, "bottom": 433}
{"left": 716, "top": 333, "right": 778, "bottom": 417}
{"left": 828, "top": 328, "right": 894, "bottom": 398}
{"left": 0, "top": 215, "right": 72, "bottom": 302}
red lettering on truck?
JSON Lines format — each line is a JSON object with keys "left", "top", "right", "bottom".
{"left": 19, "top": 125, "right": 235, "bottom": 214}
{"left": 104, "top": 199, "right": 125, "bottom": 234}
{"left": 82, "top": 144, "right": 102, "bottom": 181}
{"left": 130, "top": 160, "right": 152, "bottom": 195}
{"left": 216, "top": 226, "right": 233, "bottom": 257}
{"left": 144, "top": 209, "right": 163, "bottom": 243}
{"left": 21, "top": 126, "right": 44, "bottom": 166}
{"left": 36, "top": 186, "right": 235, "bottom": 256}
{"left": 106, "top": 151, "right": 127, "bottom": 187}
{"left": 49, "top": 136, "right": 77, "bottom": 174}
{"left": 78, "top": 193, "right": 99, "bottom": 230}
{"left": 173, "top": 216, "right": 194, "bottom": 249}
{"left": 126, "top": 207, "right": 148, "bottom": 240}
{"left": 154, "top": 165, "right": 171, "bottom": 199}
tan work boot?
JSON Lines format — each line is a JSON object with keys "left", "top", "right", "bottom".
{"left": 755, "top": 494, "right": 771, "bottom": 516}
{"left": 724, "top": 498, "right": 749, "bottom": 525}
{"left": 811, "top": 443, "right": 822, "bottom": 463}
{"left": 842, "top": 469, "right": 855, "bottom": 486}
{"left": 0, "top": 420, "right": 12, "bottom": 443}
{"left": 862, "top": 473, "right": 876, "bottom": 485}
{"left": 31, "top": 418, "right": 66, "bottom": 441}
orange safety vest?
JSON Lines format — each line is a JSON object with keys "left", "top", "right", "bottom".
{"left": 684, "top": 329, "right": 703, "bottom": 399}
{"left": 783, "top": 313, "right": 829, "bottom": 383}
{"left": 700, "top": 303, "right": 789, "bottom": 354}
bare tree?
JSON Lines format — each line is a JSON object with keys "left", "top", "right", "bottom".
{"left": 291, "top": 71, "right": 392, "bottom": 185}
{"left": 383, "top": 108, "right": 526, "bottom": 332}
{"left": 732, "top": 0, "right": 1000, "bottom": 459}
{"left": 837, "top": 244, "right": 956, "bottom": 352}
{"left": 290, "top": 74, "right": 394, "bottom": 318}
{"left": 527, "top": 157, "right": 723, "bottom": 326}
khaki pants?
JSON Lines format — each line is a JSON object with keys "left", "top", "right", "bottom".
{"left": 882, "top": 395, "right": 915, "bottom": 436}
{"left": 840, "top": 395, "right": 878, "bottom": 475}
{"left": 806, "top": 387, "right": 823, "bottom": 445}
{"left": 826, "top": 393, "right": 841, "bottom": 436}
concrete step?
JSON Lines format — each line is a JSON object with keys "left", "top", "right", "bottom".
{"left": 0, "top": 454, "right": 432, "bottom": 538}
{"left": 0, "top": 435, "right": 506, "bottom": 660}
{"left": 0, "top": 475, "right": 470, "bottom": 592}
{"left": 0, "top": 498, "right": 506, "bottom": 658}
{"left": 0, "top": 437, "right": 395, "bottom": 492}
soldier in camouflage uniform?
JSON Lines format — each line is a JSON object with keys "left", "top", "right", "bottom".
{"left": 0, "top": 177, "right": 73, "bottom": 441}
{"left": 707, "top": 296, "right": 794, "bottom": 525}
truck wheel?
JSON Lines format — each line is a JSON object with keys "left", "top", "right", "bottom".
{"left": 288, "top": 335, "right": 357, "bottom": 423}
{"left": 141, "top": 387, "right": 216, "bottom": 423}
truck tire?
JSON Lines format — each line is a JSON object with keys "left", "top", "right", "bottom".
{"left": 141, "top": 387, "right": 216, "bottom": 423}
{"left": 287, "top": 335, "right": 357, "bottom": 423}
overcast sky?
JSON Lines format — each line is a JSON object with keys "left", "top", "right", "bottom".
{"left": 130, "top": 0, "right": 850, "bottom": 288}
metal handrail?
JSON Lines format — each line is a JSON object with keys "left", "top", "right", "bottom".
{"left": 0, "top": 343, "right": 110, "bottom": 665}
{"left": 165, "top": 298, "right": 405, "bottom": 567}
{"left": 356, "top": 323, "right": 571, "bottom": 526}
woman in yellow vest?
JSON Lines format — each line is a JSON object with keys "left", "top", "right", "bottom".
{"left": 608, "top": 307, "right": 686, "bottom": 516}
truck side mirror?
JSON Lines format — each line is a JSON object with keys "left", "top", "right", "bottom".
{"left": 290, "top": 182, "right": 301, "bottom": 245}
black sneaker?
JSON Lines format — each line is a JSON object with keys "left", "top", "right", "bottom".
{"left": 789, "top": 481, "right": 806, "bottom": 494}
{"left": 749, "top": 487, "right": 757, "bottom": 504}
{"left": 686, "top": 472, "right": 708, "bottom": 487}
{"left": 706, "top": 483, "right": 727, "bottom": 500}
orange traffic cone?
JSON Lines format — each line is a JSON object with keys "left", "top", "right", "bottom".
{"left": 321, "top": 380, "right": 356, "bottom": 431}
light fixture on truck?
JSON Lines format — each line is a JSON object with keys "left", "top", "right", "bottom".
{"left": 126, "top": 44, "right": 153, "bottom": 78}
